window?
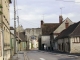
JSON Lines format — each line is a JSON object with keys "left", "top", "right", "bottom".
{"left": 4, "top": 15, "right": 5, "bottom": 18}
{"left": 4, "top": 27, "right": 5, "bottom": 30}
{"left": 73, "top": 37, "right": 80, "bottom": 43}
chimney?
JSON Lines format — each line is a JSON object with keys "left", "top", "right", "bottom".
{"left": 65, "top": 20, "right": 69, "bottom": 29}
{"left": 41, "top": 20, "right": 44, "bottom": 27}
{"left": 59, "top": 15, "right": 63, "bottom": 24}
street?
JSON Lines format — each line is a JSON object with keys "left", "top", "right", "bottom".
{"left": 26, "top": 50, "right": 80, "bottom": 60}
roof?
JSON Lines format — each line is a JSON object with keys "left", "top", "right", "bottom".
{"left": 42, "top": 23, "right": 60, "bottom": 35}
{"left": 16, "top": 32, "right": 27, "bottom": 42}
{"left": 10, "top": 32, "right": 19, "bottom": 40}
{"left": 10, "top": 27, "right": 14, "bottom": 30}
{"left": 54, "top": 17, "right": 73, "bottom": 34}
{"left": 57, "top": 21, "right": 80, "bottom": 39}
{"left": 10, "top": 32, "right": 14, "bottom": 36}
{"left": 70, "top": 22, "right": 80, "bottom": 37}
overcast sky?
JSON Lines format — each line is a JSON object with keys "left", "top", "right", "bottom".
{"left": 10, "top": 0, "right": 80, "bottom": 28}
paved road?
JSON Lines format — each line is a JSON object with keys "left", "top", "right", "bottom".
{"left": 26, "top": 50, "right": 80, "bottom": 60}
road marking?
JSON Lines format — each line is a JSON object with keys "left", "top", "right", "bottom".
{"left": 30, "top": 59, "right": 34, "bottom": 60}
{"left": 40, "top": 58, "right": 45, "bottom": 60}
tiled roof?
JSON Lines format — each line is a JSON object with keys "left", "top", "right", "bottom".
{"left": 57, "top": 21, "right": 80, "bottom": 39}
{"left": 70, "top": 22, "right": 80, "bottom": 37}
{"left": 16, "top": 32, "right": 27, "bottom": 42}
{"left": 42, "top": 23, "right": 60, "bottom": 35}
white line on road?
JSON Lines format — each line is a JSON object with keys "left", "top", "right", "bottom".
{"left": 30, "top": 59, "right": 34, "bottom": 60}
{"left": 40, "top": 58, "right": 45, "bottom": 60}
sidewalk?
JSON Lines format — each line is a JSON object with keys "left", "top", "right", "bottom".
{"left": 11, "top": 51, "right": 26, "bottom": 60}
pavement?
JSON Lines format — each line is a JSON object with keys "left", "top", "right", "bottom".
{"left": 11, "top": 51, "right": 27, "bottom": 60}
{"left": 26, "top": 50, "right": 80, "bottom": 60}
{"left": 11, "top": 50, "right": 80, "bottom": 60}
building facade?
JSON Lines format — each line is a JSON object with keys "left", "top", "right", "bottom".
{"left": 53, "top": 17, "right": 73, "bottom": 51}
{"left": 16, "top": 25, "right": 27, "bottom": 51}
{"left": 10, "top": 27, "right": 15, "bottom": 57}
{"left": 25, "top": 28, "right": 42, "bottom": 50}
{"left": 17, "top": 32, "right": 27, "bottom": 51}
{"left": 41, "top": 20, "right": 59, "bottom": 50}
{"left": 56, "top": 21, "right": 80, "bottom": 53}
{"left": 0, "top": 0, "right": 11, "bottom": 60}
{"left": 41, "top": 35, "right": 50, "bottom": 50}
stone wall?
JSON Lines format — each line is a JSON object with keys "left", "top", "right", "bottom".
{"left": 70, "top": 37, "right": 80, "bottom": 53}
{"left": 25, "top": 28, "right": 42, "bottom": 49}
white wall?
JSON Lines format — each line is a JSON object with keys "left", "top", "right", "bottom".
{"left": 41, "top": 36, "right": 50, "bottom": 47}
{"left": 32, "top": 40, "right": 38, "bottom": 48}
{"left": 54, "top": 18, "right": 73, "bottom": 33}
{"left": 54, "top": 42, "right": 58, "bottom": 50}
{"left": 54, "top": 35, "right": 57, "bottom": 39}
{"left": 58, "top": 39, "right": 63, "bottom": 44}
{"left": 29, "top": 40, "right": 31, "bottom": 49}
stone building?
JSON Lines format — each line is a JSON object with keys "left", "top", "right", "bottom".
{"left": 41, "top": 20, "right": 59, "bottom": 50}
{"left": 41, "top": 15, "right": 73, "bottom": 51}
{"left": 0, "top": 0, "right": 12, "bottom": 60}
{"left": 16, "top": 25, "right": 24, "bottom": 32}
{"left": 16, "top": 25, "right": 27, "bottom": 51}
{"left": 25, "top": 28, "right": 42, "bottom": 50}
{"left": 16, "top": 32, "right": 27, "bottom": 51}
{"left": 56, "top": 21, "right": 80, "bottom": 53}
{"left": 52, "top": 16, "right": 73, "bottom": 51}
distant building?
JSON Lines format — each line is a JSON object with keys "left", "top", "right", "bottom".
{"left": 16, "top": 25, "right": 27, "bottom": 51}
{"left": 16, "top": 25, "right": 24, "bottom": 32}
{"left": 25, "top": 28, "right": 42, "bottom": 50}
{"left": 16, "top": 32, "right": 27, "bottom": 51}
{"left": 41, "top": 19, "right": 60, "bottom": 50}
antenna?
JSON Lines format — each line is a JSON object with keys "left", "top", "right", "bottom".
{"left": 60, "top": 7, "right": 64, "bottom": 15}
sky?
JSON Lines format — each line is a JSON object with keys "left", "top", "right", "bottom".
{"left": 10, "top": 0, "right": 80, "bottom": 28}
